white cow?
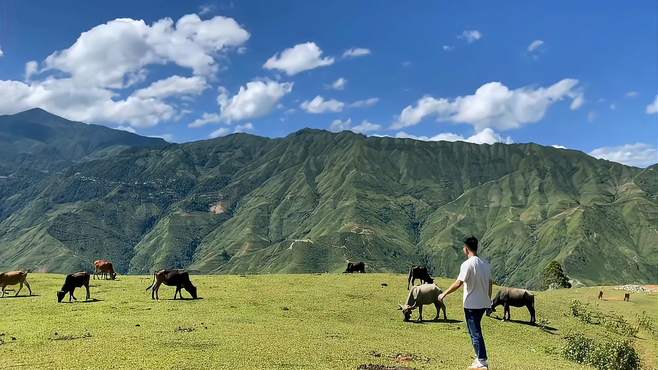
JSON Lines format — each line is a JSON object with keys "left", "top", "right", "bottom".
{"left": 398, "top": 283, "right": 447, "bottom": 322}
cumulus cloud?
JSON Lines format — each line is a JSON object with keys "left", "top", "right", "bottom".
{"left": 218, "top": 80, "right": 293, "bottom": 122}
{"left": 395, "top": 128, "right": 512, "bottom": 145}
{"left": 459, "top": 30, "right": 482, "bottom": 43}
{"left": 329, "top": 118, "right": 381, "bottom": 134}
{"left": 263, "top": 42, "right": 333, "bottom": 75}
{"left": 646, "top": 95, "right": 658, "bottom": 114}
{"left": 342, "top": 48, "right": 371, "bottom": 58}
{"left": 551, "top": 145, "right": 567, "bottom": 149}
{"left": 208, "top": 122, "right": 254, "bottom": 138}
{"left": 134, "top": 75, "right": 208, "bottom": 99}
{"left": 328, "top": 77, "right": 347, "bottom": 90}
{"left": 44, "top": 14, "right": 250, "bottom": 88}
{"left": 393, "top": 79, "right": 584, "bottom": 131}
{"left": 590, "top": 143, "right": 657, "bottom": 167}
{"left": 349, "top": 97, "right": 379, "bottom": 108}
{"left": 527, "top": 40, "right": 544, "bottom": 52}
{"left": 0, "top": 14, "right": 250, "bottom": 128}
{"left": 300, "top": 96, "right": 344, "bottom": 113}
{"left": 189, "top": 112, "right": 221, "bottom": 128}
{"left": 209, "top": 127, "right": 231, "bottom": 138}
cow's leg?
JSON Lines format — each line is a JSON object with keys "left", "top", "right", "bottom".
{"left": 528, "top": 304, "right": 536, "bottom": 324}
{"left": 504, "top": 304, "right": 510, "bottom": 320}
{"left": 153, "top": 282, "right": 161, "bottom": 300}
{"left": 417, "top": 306, "right": 423, "bottom": 322}
{"left": 173, "top": 286, "right": 180, "bottom": 300}
{"left": 433, "top": 302, "right": 440, "bottom": 321}
{"left": 25, "top": 280, "right": 32, "bottom": 296}
{"left": 1, "top": 286, "right": 5, "bottom": 298}
{"left": 85, "top": 284, "right": 90, "bottom": 301}
{"left": 15, "top": 282, "right": 23, "bottom": 296}
{"left": 440, "top": 300, "right": 447, "bottom": 320}
{"left": 70, "top": 291, "right": 76, "bottom": 302}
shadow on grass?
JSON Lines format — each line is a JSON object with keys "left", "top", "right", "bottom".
{"left": 60, "top": 298, "right": 103, "bottom": 304}
{"left": 408, "top": 318, "right": 463, "bottom": 324}
{"left": 488, "top": 315, "right": 558, "bottom": 332}
{"left": 0, "top": 294, "right": 41, "bottom": 299}
{"left": 158, "top": 297, "right": 204, "bottom": 301}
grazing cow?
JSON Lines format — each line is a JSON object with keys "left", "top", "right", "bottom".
{"left": 344, "top": 262, "right": 365, "bottom": 273}
{"left": 93, "top": 260, "right": 117, "bottom": 280}
{"left": 398, "top": 283, "right": 447, "bottom": 322}
{"left": 407, "top": 266, "right": 434, "bottom": 289}
{"left": 145, "top": 270, "right": 198, "bottom": 300}
{"left": 57, "top": 272, "right": 90, "bottom": 303}
{"left": 624, "top": 293, "right": 630, "bottom": 302}
{"left": 597, "top": 290, "right": 603, "bottom": 300}
{"left": 0, "top": 271, "right": 32, "bottom": 298}
{"left": 487, "top": 287, "right": 536, "bottom": 324}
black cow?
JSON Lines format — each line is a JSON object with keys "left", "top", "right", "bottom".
{"left": 145, "top": 269, "right": 198, "bottom": 300}
{"left": 487, "top": 287, "right": 536, "bottom": 324}
{"left": 344, "top": 262, "right": 365, "bottom": 273}
{"left": 407, "top": 266, "right": 434, "bottom": 289}
{"left": 57, "top": 272, "right": 91, "bottom": 303}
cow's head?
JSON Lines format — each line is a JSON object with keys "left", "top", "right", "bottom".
{"left": 110, "top": 272, "right": 117, "bottom": 280}
{"left": 56, "top": 291, "right": 66, "bottom": 303}
{"left": 426, "top": 277, "right": 434, "bottom": 284}
{"left": 185, "top": 284, "right": 198, "bottom": 299}
{"left": 398, "top": 304, "right": 413, "bottom": 321}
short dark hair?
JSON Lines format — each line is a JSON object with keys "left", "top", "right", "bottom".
{"left": 464, "top": 236, "right": 478, "bottom": 252}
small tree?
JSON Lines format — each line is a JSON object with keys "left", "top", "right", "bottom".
{"left": 544, "top": 260, "right": 572, "bottom": 289}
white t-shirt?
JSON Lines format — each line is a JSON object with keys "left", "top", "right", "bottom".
{"left": 457, "top": 256, "right": 492, "bottom": 309}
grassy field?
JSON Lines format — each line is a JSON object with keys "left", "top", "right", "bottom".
{"left": 0, "top": 273, "right": 655, "bottom": 369}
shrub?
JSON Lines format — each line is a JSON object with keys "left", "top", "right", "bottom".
{"left": 543, "top": 261, "right": 571, "bottom": 289}
{"left": 562, "top": 332, "right": 641, "bottom": 370}
{"left": 601, "top": 313, "right": 638, "bottom": 337}
{"left": 568, "top": 300, "right": 638, "bottom": 337}
{"left": 636, "top": 311, "right": 656, "bottom": 337}
{"left": 569, "top": 300, "right": 600, "bottom": 324}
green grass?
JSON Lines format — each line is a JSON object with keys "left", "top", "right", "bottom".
{"left": 0, "top": 274, "right": 656, "bottom": 369}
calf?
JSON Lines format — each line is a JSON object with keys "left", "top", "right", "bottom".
{"left": 597, "top": 290, "right": 603, "bottom": 300}
{"left": 145, "top": 270, "right": 198, "bottom": 300}
{"left": 0, "top": 271, "right": 32, "bottom": 297}
{"left": 57, "top": 272, "right": 90, "bottom": 303}
{"left": 487, "top": 287, "right": 535, "bottom": 324}
{"left": 344, "top": 261, "right": 365, "bottom": 273}
{"left": 624, "top": 293, "right": 630, "bottom": 302}
{"left": 398, "top": 283, "right": 447, "bottom": 322}
{"left": 93, "top": 260, "right": 117, "bottom": 280}
{"left": 407, "top": 265, "right": 434, "bottom": 289}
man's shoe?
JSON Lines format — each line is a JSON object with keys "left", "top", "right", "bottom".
{"left": 468, "top": 358, "right": 488, "bottom": 369}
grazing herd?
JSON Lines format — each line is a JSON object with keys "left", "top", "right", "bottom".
{"left": 0, "top": 260, "right": 634, "bottom": 326}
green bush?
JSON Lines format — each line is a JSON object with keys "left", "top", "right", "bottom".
{"left": 543, "top": 260, "right": 572, "bottom": 289}
{"left": 568, "top": 300, "right": 638, "bottom": 337}
{"left": 562, "top": 332, "right": 641, "bottom": 370}
{"left": 569, "top": 299, "right": 600, "bottom": 324}
{"left": 636, "top": 311, "right": 656, "bottom": 337}
{"left": 601, "top": 313, "right": 638, "bottom": 337}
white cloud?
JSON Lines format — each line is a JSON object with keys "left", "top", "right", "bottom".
{"left": 0, "top": 46, "right": 4, "bottom": 58}
{"left": 208, "top": 122, "right": 254, "bottom": 138}
{"left": 590, "top": 143, "right": 657, "bottom": 167}
{"left": 395, "top": 128, "right": 512, "bottom": 145}
{"left": 625, "top": 91, "right": 638, "bottom": 98}
{"left": 342, "top": 48, "right": 371, "bottom": 58}
{"left": 393, "top": 79, "right": 584, "bottom": 131}
{"left": 329, "top": 118, "right": 381, "bottom": 134}
{"left": 329, "top": 77, "right": 347, "bottom": 90}
{"left": 459, "top": 30, "right": 482, "bottom": 43}
{"left": 349, "top": 97, "right": 379, "bottom": 108}
{"left": 25, "top": 61, "right": 39, "bottom": 81}
{"left": 300, "top": 96, "right": 344, "bottom": 113}
{"left": 263, "top": 42, "right": 333, "bottom": 75}
{"left": 646, "top": 95, "right": 658, "bottom": 114}
{"left": 44, "top": 14, "right": 250, "bottom": 88}
{"left": 115, "top": 125, "right": 137, "bottom": 133}
{"left": 442, "top": 45, "right": 454, "bottom": 52}
{"left": 218, "top": 80, "right": 293, "bottom": 122}
{"left": 189, "top": 112, "right": 221, "bottom": 128}
{"left": 198, "top": 3, "right": 216, "bottom": 15}
{"left": 134, "top": 75, "right": 207, "bottom": 99}
{"left": 570, "top": 94, "right": 585, "bottom": 110}
{"left": 527, "top": 40, "right": 544, "bottom": 52}
{"left": 551, "top": 145, "right": 567, "bottom": 149}
{"left": 0, "top": 14, "right": 250, "bottom": 128}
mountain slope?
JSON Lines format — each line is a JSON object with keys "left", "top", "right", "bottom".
{"left": 0, "top": 112, "right": 656, "bottom": 287}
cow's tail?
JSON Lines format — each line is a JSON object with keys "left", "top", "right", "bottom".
{"left": 145, "top": 272, "right": 156, "bottom": 291}
{"left": 407, "top": 267, "right": 413, "bottom": 289}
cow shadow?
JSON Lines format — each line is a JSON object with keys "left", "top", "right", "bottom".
{"left": 0, "top": 294, "right": 41, "bottom": 299}
{"left": 160, "top": 297, "right": 204, "bottom": 301}
{"left": 60, "top": 298, "right": 103, "bottom": 304}
{"left": 409, "top": 319, "right": 463, "bottom": 324}
{"left": 488, "top": 316, "right": 558, "bottom": 332}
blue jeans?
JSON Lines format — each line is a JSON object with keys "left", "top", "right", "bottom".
{"left": 464, "top": 308, "right": 487, "bottom": 361}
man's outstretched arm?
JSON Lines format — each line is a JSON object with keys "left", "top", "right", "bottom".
{"left": 439, "top": 279, "right": 463, "bottom": 301}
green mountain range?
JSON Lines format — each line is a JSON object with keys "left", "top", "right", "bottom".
{"left": 0, "top": 109, "right": 656, "bottom": 288}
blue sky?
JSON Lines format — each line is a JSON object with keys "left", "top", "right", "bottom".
{"left": 0, "top": 0, "right": 656, "bottom": 166}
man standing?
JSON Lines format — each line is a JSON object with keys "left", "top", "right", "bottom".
{"left": 439, "top": 236, "right": 492, "bottom": 369}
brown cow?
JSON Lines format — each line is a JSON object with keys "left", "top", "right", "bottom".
{"left": 597, "top": 290, "right": 603, "bottom": 300}
{"left": 0, "top": 271, "right": 32, "bottom": 297}
{"left": 145, "top": 270, "right": 198, "bottom": 300}
{"left": 93, "top": 260, "right": 117, "bottom": 280}
{"left": 624, "top": 293, "right": 630, "bottom": 302}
